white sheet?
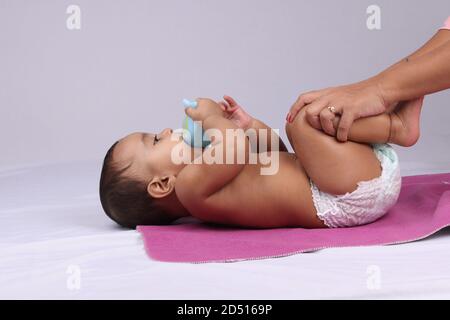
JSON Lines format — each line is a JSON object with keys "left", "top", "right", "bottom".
{"left": 1, "top": 160, "right": 450, "bottom": 299}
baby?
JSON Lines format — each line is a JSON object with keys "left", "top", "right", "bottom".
{"left": 99, "top": 95, "right": 423, "bottom": 229}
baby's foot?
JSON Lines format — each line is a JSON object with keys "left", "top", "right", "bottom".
{"left": 389, "top": 97, "right": 423, "bottom": 147}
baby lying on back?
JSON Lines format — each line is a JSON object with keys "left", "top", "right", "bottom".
{"left": 100, "top": 95, "right": 422, "bottom": 229}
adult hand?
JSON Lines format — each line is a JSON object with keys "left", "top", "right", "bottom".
{"left": 286, "top": 80, "right": 392, "bottom": 142}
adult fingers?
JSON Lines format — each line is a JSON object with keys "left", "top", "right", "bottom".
{"left": 302, "top": 97, "right": 330, "bottom": 130}
{"left": 286, "top": 88, "right": 335, "bottom": 122}
{"left": 287, "top": 90, "right": 321, "bottom": 122}
{"left": 319, "top": 107, "right": 337, "bottom": 136}
{"left": 335, "top": 109, "right": 356, "bottom": 142}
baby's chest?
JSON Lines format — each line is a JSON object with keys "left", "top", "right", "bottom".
{"left": 205, "top": 163, "right": 304, "bottom": 227}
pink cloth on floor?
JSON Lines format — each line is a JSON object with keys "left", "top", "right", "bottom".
{"left": 440, "top": 16, "right": 450, "bottom": 30}
{"left": 137, "top": 172, "right": 450, "bottom": 263}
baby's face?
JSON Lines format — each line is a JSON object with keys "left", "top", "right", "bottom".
{"left": 113, "top": 128, "right": 187, "bottom": 180}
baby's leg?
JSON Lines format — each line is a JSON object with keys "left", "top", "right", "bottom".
{"left": 284, "top": 97, "right": 422, "bottom": 195}
{"left": 330, "top": 98, "right": 423, "bottom": 147}
{"left": 285, "top": 110, "right": 380, "bottom": 195}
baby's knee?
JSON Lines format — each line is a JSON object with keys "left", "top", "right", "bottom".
{"left": 286, "top": 108, "right": 312, "bottom": 135}
{"left": 286, "top": 108, "right": 330, "bottom": 149}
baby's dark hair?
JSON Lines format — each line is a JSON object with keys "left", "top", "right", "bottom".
{"left": 99, "top": 141, "right": 175, "bottom": 229}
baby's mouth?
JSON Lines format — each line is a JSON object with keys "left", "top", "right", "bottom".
{"left": 172, "top": 129, "right": 184, "bottom": 141}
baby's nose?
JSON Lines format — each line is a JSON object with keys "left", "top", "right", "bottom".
{"left": 161, "top": 128, "right": 173, "bottom": 136}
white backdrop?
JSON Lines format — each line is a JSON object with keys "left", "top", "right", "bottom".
{"left": 1, "top": 0, "right": 449, "bottom": 171}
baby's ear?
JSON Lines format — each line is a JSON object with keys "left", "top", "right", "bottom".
{"left": 147, "top": 175, "right": 176, "bottom": 198}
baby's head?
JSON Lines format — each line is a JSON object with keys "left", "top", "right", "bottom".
{"left": 99, "top": 129, "right": 191, "bottom": 228}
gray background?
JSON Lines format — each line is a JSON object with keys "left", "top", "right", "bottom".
{"left": 1, "top": 0, "right": 449, "bottom": 172}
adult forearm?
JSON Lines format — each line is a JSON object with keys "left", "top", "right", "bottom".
{"left": 380, "top": 29, "right": 450, "bottom": 75}
{"left": 355, "top": 30, "right": 450, "bottom": 97}
{"left": 407, "top": 29, "right": 450, "bottom": 60}
{"left": 376, "top": 39, "right": 450, "bottom": 104}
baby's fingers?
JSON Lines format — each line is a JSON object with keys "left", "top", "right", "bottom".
{"left": 223, "top": 95, "right": 240, "bottom": 112}
{"left": 184, "top": 107, "right": 198, "bottom": 120}
{"left": 223, "top": 95, "right": 238, "bottom": 107}
{"left": 218, "top": 101, "right": 229, "bottom": 112}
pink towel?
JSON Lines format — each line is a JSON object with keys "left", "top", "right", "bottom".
{"left": 138, "top": 172, "right": 450, "bottom": 263}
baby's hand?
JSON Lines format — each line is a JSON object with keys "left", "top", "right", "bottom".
{"left": 219, "top": 95, "right": 253, "bottom": 130}
{"left": 185, "top": 98, "right": 225, "bottom": 122}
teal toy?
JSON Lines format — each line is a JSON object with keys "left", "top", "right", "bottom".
{"left": 182, "top": 99, "right": 211, "bottom": 148}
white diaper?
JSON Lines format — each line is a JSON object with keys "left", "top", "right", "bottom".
{"left": 309, "top": 143, "right": 402, "bottom": 228}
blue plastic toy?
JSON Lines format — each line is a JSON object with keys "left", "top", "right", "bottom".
{"left": 182, "top": 99, "right": 211, "bottom": 148}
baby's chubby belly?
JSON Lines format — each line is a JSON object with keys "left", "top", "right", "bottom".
{"left": 203, "top": 152, "right": 315, "bottom": 228}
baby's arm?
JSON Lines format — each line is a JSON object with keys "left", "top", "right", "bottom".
{"left": 220, "top": 95, "right": 288, "bottom": 152}
{"left": 247, "top": 118, "right": 288, "bottom": 152}
{"left": 175, "top": 112, "right": 249, "bottom": 217}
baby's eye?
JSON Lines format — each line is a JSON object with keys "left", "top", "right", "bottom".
{"left": 153, "top": 135, "right": 159, "bottom": 145}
